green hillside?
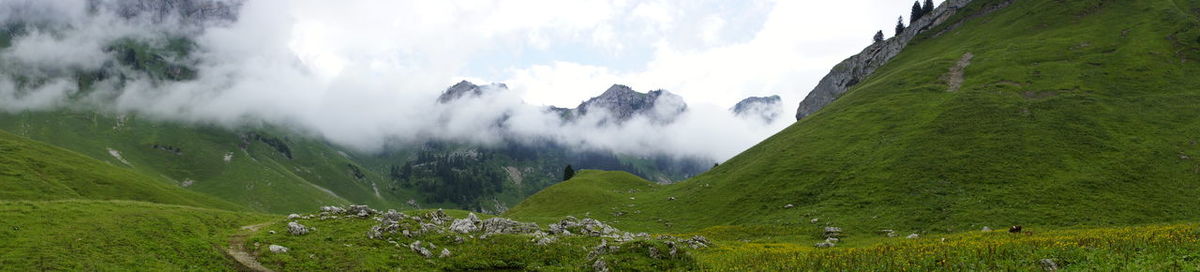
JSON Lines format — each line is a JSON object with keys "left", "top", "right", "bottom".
{"left": 0, "top": 110, "right": 405, "bottom": 213}
{"left": 0, "top": 200, "right": 269, "bottom": 271}
{"left": 510, "top": 0, "right": 1200, "bottom": 236}
{"left": 0, "top": 129, "right": 243, "bottom": 210}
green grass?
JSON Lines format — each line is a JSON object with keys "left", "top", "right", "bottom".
{"left": 698, "top": 223, "right": 1200, "bottom": 271}
{"left": 509, "top": 0, "right": 1200, "bottom": 237}
{"left": 0, "top": 110, "right": 406, "bottom": 213}
{"left": 0, "top": 130, "right": 243, "bottom": 210}
{"left": 0, "top": 200, "right": 271, "bottom": 271}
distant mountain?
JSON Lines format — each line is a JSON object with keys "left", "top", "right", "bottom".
{"left": 437, "top": 80, "right": 509, "bottom": 103}
{"left": 87, "top": 0, "right": 242, "bottom": 24}
{"left": 731, "top": 95, "right": 782, "bottom": 123}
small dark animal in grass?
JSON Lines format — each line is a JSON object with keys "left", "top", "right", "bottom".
{"left": 1009, "top": 225, "right": 1023, "bottom": 233}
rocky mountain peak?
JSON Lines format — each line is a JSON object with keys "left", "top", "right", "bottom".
{"left": 576, "top": 85, "right": 685, "bottom": 123}
{"left": 437, "top": 80, "right": 508, "bottom": 103}
{"left": 732, "top": 95, "right": 782, "bottom": 123}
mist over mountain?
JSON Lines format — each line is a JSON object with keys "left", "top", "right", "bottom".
{"left": 0, "top": 0, "right": 789, "bottom": 162}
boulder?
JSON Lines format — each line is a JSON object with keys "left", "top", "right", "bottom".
{"left": 287, "top": 214, "right": 301, "bottom": 220}
{"left": 409, "top": 241, "right": 432, "bottom": 258}
{"left": 320, "top": 206, "right": 345, "bottom": 214}
{"left": 268, "top": 244, "right": 289, "bottom": 253}
{"left": 439, "top": 248, "right": 452, "bottom": 258}
{"left": 287, "top": 221, "right": 309, "bottom": 236}
{"left": 815, "top": 242, "right": 835, "bottom": 248}
{"left": 449, "top": 213, "right": 482, "bottom": 233}
{"left": 1040, "top": 259, "right": 1059, "bottom": 271}
{"left": 906, "top": 233, "right": 919, "bottom": 239}
{"left": 347, "top": 205, "right": 376, "bottom": 218}
{"left": 823, "top": 227, "right": 843, "bottom": 238}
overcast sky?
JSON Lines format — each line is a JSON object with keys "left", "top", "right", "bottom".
{"left": 278, "top": 0, "right": 944, "bottom": 110}
{"left": 0, "top": 0, "right": 944, "bottom": 161}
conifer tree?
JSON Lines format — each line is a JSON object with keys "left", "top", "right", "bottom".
{"left": 873, "top": 30, "right": 884, "bottom": 43}
{"left": 895, "top": 17, "right": 906, "bottom": 36}
{"left": 910, "top": 1, "right": 924, "bottom": 23}
{"left": 563, "top": 165, "right": 575, "bottom": 181}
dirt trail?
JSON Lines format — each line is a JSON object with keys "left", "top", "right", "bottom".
{"left": 944, "top": 52, "right": 975, "bottom": 92}
{"left": 227, "top": 222, "right": 275, "bottom": 272}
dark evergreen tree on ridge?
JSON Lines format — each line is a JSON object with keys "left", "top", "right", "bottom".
{"left": 563, "top": 164, "right": 575, "bottom": 181}
{"left": 873, "top": 30, "right": 884, "bottom": 43}
{"left": 910, "top": 1, "right": 924, "bottom": 23}
{"left": 895, "top": 17, "right": 906, "bottom": 36}
{"left": 923, "top": 0, "right": 935, "bottom": 15}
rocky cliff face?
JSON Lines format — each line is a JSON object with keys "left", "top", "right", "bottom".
{"left": 795, "top": 0, "right": 976, "bottom": 120}
{"left": 731, "top": 95, "right": 782, "bottom": 123}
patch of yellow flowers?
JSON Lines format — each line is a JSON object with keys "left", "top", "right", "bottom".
{"left": 699, "top": 223, "right": 1200, "bottom": 271}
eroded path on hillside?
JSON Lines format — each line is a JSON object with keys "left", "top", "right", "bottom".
{"left": 227, "top": 222, "right": 275, "bottom": 272}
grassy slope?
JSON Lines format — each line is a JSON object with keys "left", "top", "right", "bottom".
{"left": 510, "top": 0, "right": 1200, "bottom": 236}
{"left": 0, "top": 129, "right": 243, "bottom": 210}
{"left": 0, "top": 200, "right": 270, "bottom": 271}
{"left": 0, "top": 110, "right": 406, "bottom": 213}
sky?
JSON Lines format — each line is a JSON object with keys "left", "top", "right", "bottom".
{"left": 0, "top": 0, "right": 943, "bottom": 162}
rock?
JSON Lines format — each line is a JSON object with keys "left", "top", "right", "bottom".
{"left": 825, "top": 237, "right": 840, "bottom": 243}
{"left": 287, "top": 214, "right": 301, "bottom": 220}
{"left": 668, "top": 197, "right": 677, "bottom": 201}
{"left": 268, "top": 244, "right": 289, "bottom": 253}
{"left": 320, "top": 206, "right": 345, "bottom": 214}
{"left": 409, "top": 241, "right": 432, "bottom": 258}
{"left": 439, "top": 248, "right": 451, "bottom": 258}
{"left": 815, "top": 242, "right": 835, "bottom": 248}
{"left": 593, "top": 259, "right": 610, "bottom": 272}
{"left": 381, "top": 210, "right": 406, "bottom": 222}
{"left": 879, "top": 229, "right": 897, "bottom": 237}
{"left": 347, "top": 205, "right": 376, "bottom": 218}
{"left": 649, "top": 246, "right": 661, "bottom": 259}
{"left": 424, "top": 209, "right": 450, "bottom": 225}
{"left": 784, "top": 204, "right": 795, "bottom": 209}
{"left": 823, "top": 227, "right": 843, "bottom": 238}
{"left": 796, "top": 0, "right": 979, "bottom": 120}
{"left": 549, "top": 217, "right": 618, "bottom": 236}
{"left": 1040, "top": 258, "right": 1059, "bottom": 271}
{"left": 982, "top": 226, "right": 992, "bottom": 232}
{"left": 449, "top": 213, "right": 482, "bottom": 233}
{"left": 906, "top": 233, "right": 919, "bottom": 239}
{"left": 684, "top": 235, "right": 710, "bottom": 249}
{"left": 287, "top": 221, "right": 309, "bottom": 236}
{"left": 810, "top": 218, "right": 819, "bottom": 224}
{"left": 481, "top": 217, "right": 539, "bottom": 234}
{"left": 268, "top": 230, "right": 276, "bottom": 234}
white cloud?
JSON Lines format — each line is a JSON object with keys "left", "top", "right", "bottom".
{"left": 0, "top": 0, "right": 944, "bottom": 162}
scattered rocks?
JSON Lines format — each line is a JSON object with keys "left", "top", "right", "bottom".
{"left": 825, "top": 237, "right": 840, "bottom": 243}
{"left": 268, "top": 244, "right": 289, "bottom": 253}
{"left": 1040, "top": 258, "right": 1059, "bottom": 271}
{"left": 287, "top": 221, "right": 310, "bottom": 236}
{"left": 424, "top": 209, "right": 451, "bottom": 225}
{"left": 320, "top": 206, "right": 346, "bottom": 214}
{"left": 481, "top": 217, "right": 539, "bottom": 234}
{"left": 549, "top": 217, "right": 619, "bottom": 237}
{"left": 879, "top": 229, "right": 897, "bottom": 237}
{"left": 347, "top": 205, "right": 377, "bottom": 218}
{"left": 683, "top": 235, "right": 710, "bottom": 249}
{"left": 823, "top": 227, "right": 843, "bottom": 238}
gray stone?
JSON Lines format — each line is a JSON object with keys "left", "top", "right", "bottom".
{"left": 982, "top": 226, "right": 992, "bottom": 232}
{"left": 815, "top": 242, "right": 835, "bottom": 248}
{"left": 732, "top": 95, "right": 783, "bottom": 123}
{"left": 409, "top": 241, "right": 432, "bottom": 258}
{"left": 268, "top": 244, "right": 289, "bottom": 253}
{"left": 449, "top": 213, "right": 482, "bottom": 233}
{"left": 906, "top": 233, "right": 920, "bottom": 239}
{"left": 1040, "top": 259, "right": 1059, "bottom": 271}
{"left": 439, "top": 248, "right": 452, "bottom": 258}
{"left": 593, "top": 259, "right": 609, "bottom": 272}
{"left": 287, "top": 221, "right": 309, "bottom": 236}
{"left": 796, "top": 0, "right": 979, "bottom": 120}
{"left": 287, "top": 214, "right": 301, "bottom": 220}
